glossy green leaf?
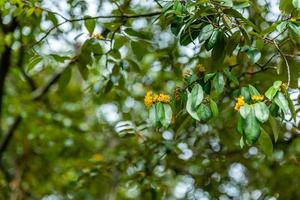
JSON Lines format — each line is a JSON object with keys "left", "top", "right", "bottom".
{"left": 248, "top": 85, "right": 260, "bottom": 96}
{"left": 245, "top": 110, "right": 261, "bottom": 144}
{"left": 289, "top": 22, "right": 300, "bottom": 36}
{"left": 205, "top": 29, "right": 219, "bottom": 51}
{"left": 191, "top": 84, "right": 204, "bottom": 108}
{"left": 292, "top": 0, "right": 300, "bottom": 9}
{"left": 186, "top": 92, "right": 200, "bottom": 120}
{"left": 265, "top": 86, "right": 278, "bottom": 100}
{"left": 254, "top": 102, "right": 269, "bottom": 123}
{"left": 197, "top": 104, "right": 212, "bottom": 121}
{"left": 224, "top": 68, "right": 239, "bottom": 85}
{"left": 240, "top": 103, "right": 251, "bottom": 119}
{"left": 213, "top": 72, "right": 225, "bottom": 94}
{"left": 274, "top": 92, "right": 289, "bottom": 114}
{"left": 149, "top": 105, "right": 158, "bottom": 126}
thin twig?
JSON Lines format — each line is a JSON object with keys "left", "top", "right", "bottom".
{"left": 273, "top": 40, "right": 291, "bottom": 86}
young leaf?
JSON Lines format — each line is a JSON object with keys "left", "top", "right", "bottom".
{"left": 265, "top": 86, "right": 278, "bottom": 100}
{"left": 274, "top": 92, "right": 289, "bottom": 114}
{"left": 273, "top": 81, "right": 282, "bottom": 90}
{"left": 292, "top": 0, "right": 300, "bottom": 10}
{"left": 199, "top": 24, "right": 214, "bottom": 42}
{"left": 254, "top": 102, "right": 269, "bottom": 123}
{"left": 204, "top": 73, "right": 216, "bottom": 82}
{"left": 248, "top": 85, "right": 260, "bottom": 96}
{"left": 209, "top": 99, "right": 219, "bottom": 117}
{"left": 157, "top": 103, "right": 172, "bottom": 127}
{"left": 240, "top": 136, "right": 245, "bottom": 148}
{"left": 84, "top": 16, "right": 96, "bottom": 35}
{"left": 288, "top": 22, "right": 300, "bottom": 36}
{"left": 258, "top": 127, "right": 273, "bottom": 156}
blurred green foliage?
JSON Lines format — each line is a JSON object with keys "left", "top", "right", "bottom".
{"left": 0, "top": 0, "right": 300, "bottom": 199}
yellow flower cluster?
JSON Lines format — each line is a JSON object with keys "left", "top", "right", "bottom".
{"left": 291, "top": 17, "right": 297, "bottom": 22}
{"left": 197, "top": 64, "right": 206, "bottom": 72}
{"left": 92, "top": 33, "right": 104, "bottom": 40}
{"left": 280, "top": 83, "right": 288, "bottom": 93}
{"left": 144, "top": 91, "right": 171, "bottom": 108}
{"left": 234, "top": 96, "right": 245, "bottom": 111}
{"left": 251, "top": 95, "right": 264, "bottom": 101}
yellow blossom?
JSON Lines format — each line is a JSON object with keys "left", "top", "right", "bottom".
{"left": 280, "top": 83, "right": 288, "bottom": 93}
{"left": 291, "top": 17, "right": 297, "bottom": 22}
{"left": 144, "top": 91, "right": 153, "bottom": 108}
{"left": 90, "top": 153, "right": 103, "bottom": 162}
{"left": 157, "top": 93, "right": 171, "bottom": 103}
{"left": 144, "top": 91, "right": 171, "bottom": 108}
{"left": 197, "top": 64, "right": 206, "bottom": 72}
{"left": 92, "top": 33, "right": 104, "bottom": 40}
{"left": 251, "top": 95, "right": 264, "bottom": 101}
{"left": 234, "top": 96, "right": 245, "bottom": 111}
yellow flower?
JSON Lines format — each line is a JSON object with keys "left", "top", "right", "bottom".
{"left": 280, "top": 83, "right": 288, "bottom": 93}
{"left": 144, "top": 91, "right": 171, "bottom": 108}
{"left": 157, "top": 93, "right": 171, "bottom": 103}
{"left": 251, "top": 95, "right": 264, "bottom": 101}
{"left": 197, "top": 64, "right": 206, "bottom": 72}
{"left": 92, "top": 33, "right": 104, "bottom": 40}
{"left": 90, "top": 153, "right": 103, "bottom": 162}
{"left": 144, "top": 91, "right": 153, "bottom": 108}
{"left": 291, "top": 17, "right": 297, "bottom": 22}
{"left": 234, "top": 96, "right": 245, "bottom": 111}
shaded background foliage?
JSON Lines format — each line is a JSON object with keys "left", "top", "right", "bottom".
{"left": 0, "top": 0, "right": 300, "bottom": 199}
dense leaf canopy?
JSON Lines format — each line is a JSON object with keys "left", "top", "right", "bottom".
{"left": 1, "top": 0, "right": 300, "bottom": 199}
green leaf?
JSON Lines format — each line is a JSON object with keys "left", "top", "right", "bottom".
{"left": 204, "top": 73, "right": 216, "bottom": 82}
{"left": 241, "top": 87, "right": 251, "bottom": 101}
{"left": 273, "top": 80, "right": 282, "bottom": 90}
{"left": 197, "top": 104, "right": 212, "bottom": 121}
{"left": 84, "top": 16, "right": 96, "bottom": 35}
{"left": 199, "top": 24, "right": 214, "bottom": 42}
{"left": 245, "top": 110, "right": 261, "bottom": 144}
{"left": 205, "top": 29, "right": 219, "bottom": 51}
{"left": 276, "top": 21, "right": 288, "bottom": 33}
{"left": 293, "top": 0, "right": 300, "bottom": 9}
{"left": 254, "top": 102, "right": 269, "bottom": 123}
{"left": 161, "top": 104, "right": 173, "bottom": 128}
{"left": 265, "top": 86, "right": 278, "bottom": 100}
{"left": 212, "top": 72, "right": 225, "bottom": 94}
{"left": 240, "top": 136, "right": 245, "bottom": 148}
{"left": 26, "top": 56, "right": 43, "bottom": 72}
{"left": 248, "top": 85, "right": 260, "bottom": 96}
{"left": 237, "top": 115, "right": 244, "bottom": 135}
{"left": 131, "top": 40, "right": 149, "bottom": 60}
{"left": 209, "top": 99, "right": 219, "bottom": 117}
{"left": 224, "top": 68, "right": 239, "bottom": 85}
{"left": 191, "top": 84, "right": 204, "bottom": 108}
{"left": 274, "top": 92, "right": 289, "bottom": 114}
{"left": 186, "top": 92, "right": 200, "bottom": 120}
{"left": 162, "top": 104, "right": 173, "bottom": 128}
{"left": 288, "top": 22, "right": 300, "bottom": 36}
{"left": 240, "top": 103, "right": 251, "bottom": 119}
{"left": 286, "top": 94, "right": 296, "bottom": 121}
{"left": 246, "top": 48, "right": 261, "bottom": 64}
{"left": 269, "top": 116, "right": 279, "bottom": 142}
{"left": 258, "top": 127, "right": 273, "bottom": 156}
{"left": 225, "top": 31, "right": 240, "bottom": 55}
{"left": 149, "top": 105, "right": 158, "bottom": 126}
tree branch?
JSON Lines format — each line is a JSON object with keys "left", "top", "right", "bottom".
{"left": 34, "top": 11, "right": 161, "bottom": 45}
